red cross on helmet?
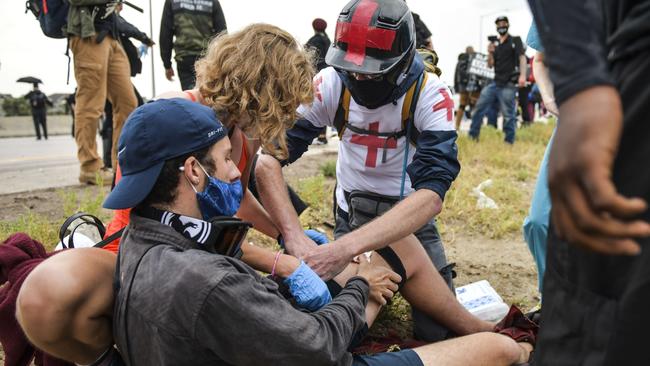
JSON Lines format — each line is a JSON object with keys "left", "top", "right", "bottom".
{"left": 326, "top": 0, "right": 416, "bottom": 77}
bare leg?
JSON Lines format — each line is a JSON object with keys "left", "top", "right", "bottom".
{"left": 393, "top": 235, "right": 494, "bottom": 335}
{"left": 413, "top": 333, "right": 531, "bottom": 366}
{"left": 16, "top": 248, "right": 116, "bottom": 364}
{"left": 333, "top": 234, "right": 493, "bottom": 334}
{"left": 455, "top": 105, "right": 465, "bottom": 130}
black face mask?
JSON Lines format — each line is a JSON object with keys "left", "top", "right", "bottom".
{"left": 347, "top": 77, "right": 396, "bottom": 109}
{"left": 497, "top": 26, "right": 509, "bottom": 36}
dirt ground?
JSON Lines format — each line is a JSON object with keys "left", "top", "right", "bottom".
{"left": 0, "top": 149, "right": 538, "bottom": 361}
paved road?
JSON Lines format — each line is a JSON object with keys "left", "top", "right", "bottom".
{"left": 0, "top": 133, "right": 340, "bottom": 195}
{"left": 0, "top": 135, "right": 104, "bottom": 195}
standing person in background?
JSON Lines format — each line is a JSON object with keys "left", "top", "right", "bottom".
{"left": 412, "top": 12, "right": 433, "bottom": 50}
{"left": 24, "top": 84, "right": 52, "bottom": 140}
{"left": 67, "top": 0, "right": 138, "bottom": 185}
{"left": 454, "top": 46, "right": 481, "bottom": 130}
{"left": 305, "top": 18, "right": 331, "bottom": 145}
{"left": 115, "top": 2, "right": 154, "bottom": 106}
{"left": 517, "top": 55, "right": 533, "bottom": 125}
{"left": 469, "top": 16, "right": 527, "bottom": 144}
{"left": 102, "top": 3, "right": 155, "bottom": 168}
{"left": 160, "top": 0, "right": 227, "bottom": 90}
{"left": 305, "top": 18, "right": 331, "bottom": 72}
{"left": 65, "top": 90, "right": 75, "bottom": 137}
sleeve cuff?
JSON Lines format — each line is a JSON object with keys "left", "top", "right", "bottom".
{"left": 554, "top": 77, "right": 616, "bottom": 106}
{"left": 346, "top": 276, "right": 370, "bottom": 290}
{"left": 413, "top": 180, "right": 448, "bottom": 201}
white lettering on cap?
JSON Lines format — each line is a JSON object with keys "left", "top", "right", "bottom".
{"left": 207, "top": 127, "right": 224, "bottom": 138}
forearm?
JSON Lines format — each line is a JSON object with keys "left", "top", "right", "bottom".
{"left": 488, "top": 53, "right": 495, "bottom": 68}
{"left": 255, "top": 155, "right": 305, "bottom": 242}
{"left": 236, "top": 189, "right": 280, "bottom": 239}
{"left": 240, "top": 242, "right": 299, "bottom": 277}
{"left": 519, "top": 55, "right": 527, "bottom": 80}
{"left": 340, "top": 189, "right": 442, "bottom": 255}
{"left": 532, "top": 52, "right": 556, "bottom": 107}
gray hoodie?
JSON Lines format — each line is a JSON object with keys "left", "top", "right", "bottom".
{"left": 113, "top": 213, "right": 369, "bottom": 366}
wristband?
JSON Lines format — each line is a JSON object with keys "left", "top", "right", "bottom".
{"left": 271, "top": 250, "right": 283, "bottom": 278}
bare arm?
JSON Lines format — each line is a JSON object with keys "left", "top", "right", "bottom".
{"left": 255, "top": 154, "right": 317, "bottom": 257}
{"left": 236, "top": 189, "right": 280, "bottom": 239}
{"left": 305, "top": 189, "right": 442, "bottom": 280}
{"left": 519, "top": 54, "right": 527, "bottom": 82}
{"left": 240, "top": 242, "right": 299, "bottom": 277}
{"left": 531, "top": 52, "right": 558, "bottom": 115}
{"left": 517, "top": 54, "right": 528, "bottom": 88}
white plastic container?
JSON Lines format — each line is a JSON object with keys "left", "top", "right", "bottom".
{"left": 455, "top": 280, "right": 510, "bottom": 322}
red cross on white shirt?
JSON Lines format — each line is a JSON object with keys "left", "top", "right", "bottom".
{"left": 349, "top": 122, "right": 398, "bottom": 168}
{"left": 433, "top": 88, "right": 454, "bottom": 122}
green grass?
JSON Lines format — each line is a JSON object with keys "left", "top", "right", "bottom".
{"left": 0, "top": 185, "right": 109, "bottom": 251}
{"left": 319, "top": 160, "right": 337, "bottom": 178}
{"left": 439, "top": 122, "right": 555, "bottom": 239}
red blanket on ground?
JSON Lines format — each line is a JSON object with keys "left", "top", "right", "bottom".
{"left": 0, "top": 233, "right": 73, "bottom": 366}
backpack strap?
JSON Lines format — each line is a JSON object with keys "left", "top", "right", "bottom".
{"left": 334, "top": 87, "right": 351, "bottom": 140}
{"left": 94, "top": 227, "right": 125, "bottom": 248}
{"left": 335, "top": 72, "right": 428, "bottom": 146}
{"left": 401, "top": 71, "right": 428, "bottom": 146}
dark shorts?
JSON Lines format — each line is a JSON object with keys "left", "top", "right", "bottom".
{"left": 352, "top": 349, "right": 424, "bottom": 366}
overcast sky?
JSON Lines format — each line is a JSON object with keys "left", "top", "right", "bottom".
{"left": 0, "top": 0, "right": 533, "bottom": 99}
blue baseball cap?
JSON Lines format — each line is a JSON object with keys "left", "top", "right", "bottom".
{"left": 103, "top": 98, "right": 227, "bottom": 210}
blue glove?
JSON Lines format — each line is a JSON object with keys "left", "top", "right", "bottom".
{"left": 304, "top": 229, "right": 329, "bottom": 245}
{"left": 284, "top": 261, "right": 332, "bottom": 311}
{"left": 138, "top": 44, "right": 148, "bottom": 58}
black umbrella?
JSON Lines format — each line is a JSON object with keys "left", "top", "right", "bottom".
{"left": 16, "top": 76, "right": 43, "bottom": 85}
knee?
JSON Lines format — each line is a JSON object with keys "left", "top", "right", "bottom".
{"left": 484, "top": 333, "right": 525, "bottom": 364}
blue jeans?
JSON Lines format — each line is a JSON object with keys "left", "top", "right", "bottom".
{"left": 522, "top": 129, "right": 555, "bottom": 294}
{"left": 486, "top": 98, "right": 499, "bottom": 128}
{"left": 353, "top": 349, "right": 424, "bottom": 366}
{"left": 470, "top": 82, "right": 518, "bottom": 143}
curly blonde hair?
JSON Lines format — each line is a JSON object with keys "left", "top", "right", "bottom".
{"left": 195, "top": 23, "right": 316, "bottom": 159}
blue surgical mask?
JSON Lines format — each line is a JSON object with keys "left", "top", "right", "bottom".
{"left": 184, "top": 162, "right": 243, "bottom": 220}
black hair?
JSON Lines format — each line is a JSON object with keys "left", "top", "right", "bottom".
{"left": 137, "top": 146, "right": 215, "bottom": 209}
